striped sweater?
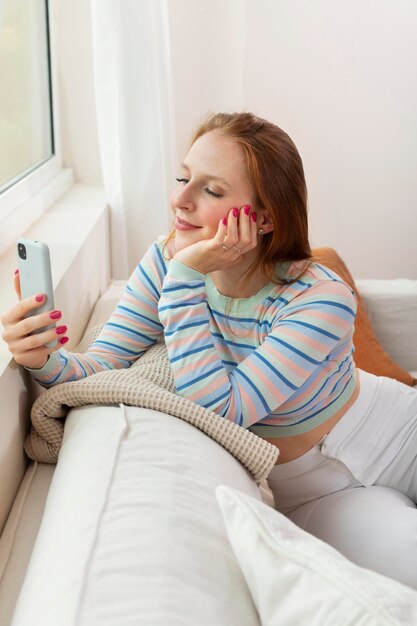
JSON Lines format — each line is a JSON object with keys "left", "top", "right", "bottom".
{"left": 28, "top": 237, "right": 358, "bottom": 438}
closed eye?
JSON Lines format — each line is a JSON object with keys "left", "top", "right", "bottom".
{"left": 204, "top": 187, "right": 223, "bottom": 198}
{"left": 175, "top": 177, "right": 223, "bottom": 199}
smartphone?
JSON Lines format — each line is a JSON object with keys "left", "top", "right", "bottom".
{"left": 16, "top": 237, "right": 57, "bottom": 349}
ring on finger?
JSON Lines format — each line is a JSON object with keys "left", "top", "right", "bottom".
{"left": 222, "top": 244, "right": 231, "bottom": 251}
{"left": 232, "top": 245, "right": 241, "bottom": 254}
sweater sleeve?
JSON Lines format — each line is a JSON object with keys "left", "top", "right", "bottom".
{"left": 158, "top": 260, "right": 357, "bottom": 428}
{"left": 26, "top": 241, "right": 166, "bottom": 388}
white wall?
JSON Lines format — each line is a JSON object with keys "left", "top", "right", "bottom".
{"left": 56, "top": 0, "right": 417, "bottom": 278}
{"left": 167, "top": 0, "right": 245, "bottom": 167}
{"left": 242, "top": 0, "right": 417, "bottom": 279}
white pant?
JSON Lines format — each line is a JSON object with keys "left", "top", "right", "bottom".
{"left": 267, "top": 369, "right": 417, "bottom": 589}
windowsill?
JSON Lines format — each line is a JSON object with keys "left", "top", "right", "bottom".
{"left": 0, "top": 182, "right": 110, "bottom": 378}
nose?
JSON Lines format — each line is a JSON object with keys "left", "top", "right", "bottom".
{"left": 174, "top": 182, "right": 195, "bottom": 211}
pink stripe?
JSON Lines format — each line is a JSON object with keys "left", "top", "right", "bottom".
{"left": 168, "top": 329, "right": 208, "bottom": 352}
{"left": 173, "top": 353, "right": 220, "bottom": 380}
{"left": 303, "top": 309, "right": 351, "bottom": 333}
{"left": 239, "top": 385, "right": 262, "bottom": 426}
{"left": 165, "top": 307, "right": 202, "bottom": 327}
{"left": 276, "top": 325, "right": 330, "bottom": 357}
{"left": 244, "top": 358, "right": 287, "bottom": 405}
{"left": 122, "top": 293, "right": 157, "bottom": 316}
{"left": 262, "top": 340, "right": 312, "bottom": 382}
{"left": 187, "top": 377, "right": 226, "bottom": 405}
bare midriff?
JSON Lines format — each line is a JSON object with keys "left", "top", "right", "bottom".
{"left": 266, "top": 373, "right": 361, "bottom": 464}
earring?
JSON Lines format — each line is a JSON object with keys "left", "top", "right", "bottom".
{"left": 258, "top": 228, "right": 265, "bottom": 235}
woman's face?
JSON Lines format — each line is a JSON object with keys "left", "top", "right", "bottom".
{"left": 170, "top": 130, "right": 257, "bottom": 252}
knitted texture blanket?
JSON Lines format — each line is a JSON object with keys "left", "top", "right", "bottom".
{"left": 24, "top": 325, "right": 279, "bottom": 482}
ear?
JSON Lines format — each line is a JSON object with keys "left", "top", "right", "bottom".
{"left": 257, "top": 210, "right": 274, "bottom": 234}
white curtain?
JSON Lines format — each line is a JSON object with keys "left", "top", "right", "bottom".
{"left": 90, "top": 0, "right": 176, "bottom": 279}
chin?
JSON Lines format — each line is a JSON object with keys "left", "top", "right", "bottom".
{"left": 174, "top": 229, "right": 207, "bottom": 251}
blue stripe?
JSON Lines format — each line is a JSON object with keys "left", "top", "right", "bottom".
{"left": 281, "top": 319, "right": 340, "bottom": 341}
{"left": 162, "top": 282, "right": 205, "bottom": 293}
{"left": 48, "top": 353, "right": 69, "bottom": 384}
{"left": 164, "top": 320, "right": 206, "bottom": 336}
{"left": 300, "top": 299, "right": 355, "bottom": 317}
{"left": 106, "top": 322, "right": 155, "bottom": 342}
{"left": 138, "top": 265, "right": 159, "bottom": 298}
{"left": 209, "top": 307, "right": 259, "bottom": 324}
{"left": 205, "top": 389, "right": 230, "bottom": 409}
{"left": 266, "top": 295, "right": 288, "bottom": 305}
{"left": 73, "top": 354, "right": 88, "bottom": 378}
{"left": 95, "top": 340, "right": 139, "bottom": 355}
{"left": 270, "top": 375, "right": 354, "bottom": 427}
{"left": 222, "top": 359, "right": 238, "bottom": 367}
{"left": 270, "top": 355, "right": 352, "bottom": 416}
{"left": 315, "top": 264, "right": 336, "bottom": 281}
{"left": 159, "top": 301, "right": 202, "bottom": 312}
{"left": 253, "top": 351, "right": 298, "bottom": 390}
{"left": 318, "top": 299, "right": 356, "bottom": 317}
{"left": 268, "top": 334, "right": 321, "bottom": 365}
{"left": 211, "top": 332, "right": 255, "bottom": 351}
{"left": 176, "top": 366, "right": 224, "bottom": 391}
{"left": 117, "top": 305, "right": 162, "bottom": 329}
{"left": 234, "top": 369, "right": 270, "bottom": 413}
{"left": 296, "top": 279, "right": 312, "bottom": 288}
{"left": 330, "top": 361, "right": 353, "bottom": 394}
{"left": 170, "top": 344, "right": 211, "bottom": 363}
{"left": 154, "top": 243, "right": 167, "bottom": 276}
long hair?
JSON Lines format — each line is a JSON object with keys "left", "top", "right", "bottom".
{"left": 166, "top": 111, "right": 312, "bottom": 286}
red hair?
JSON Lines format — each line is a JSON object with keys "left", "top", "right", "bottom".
{"left": 191, "top": 112, "right": 312, "bottom": 285}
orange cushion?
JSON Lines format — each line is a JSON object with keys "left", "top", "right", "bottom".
{"left": 312, "top": 247, "right": 416, "bottom": 386}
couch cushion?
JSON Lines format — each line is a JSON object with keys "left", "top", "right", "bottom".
{"left": 13, "top": 404, "right": 261, "bottom": 626}
{"left": 355, "top": 278, "right": 417, "bottom": 375}
{"left": 313, "top": 248, "right": 416, "bottom": 386}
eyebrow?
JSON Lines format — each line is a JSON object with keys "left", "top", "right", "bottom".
{"left": 180, "top": 162, "right": 232, "bottom": 188}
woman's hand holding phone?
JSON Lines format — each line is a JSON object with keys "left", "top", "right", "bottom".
{"left": 0, "top": 270, "right": 68, "bottom": 369}
{"left": 1, "top": 238, "right": 69, "bottom": 370}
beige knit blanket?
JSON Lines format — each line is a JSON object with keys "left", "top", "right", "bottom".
{"left": 24, "top": 325, "right": 279, "bottom": 482}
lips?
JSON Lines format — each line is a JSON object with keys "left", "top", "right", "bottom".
{"left": 176, "top": 217, "right": 202, "bottom": 228}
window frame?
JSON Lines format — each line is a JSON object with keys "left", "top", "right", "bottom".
{"left": 0, "top": 0, "right": 71, "bottom": 252}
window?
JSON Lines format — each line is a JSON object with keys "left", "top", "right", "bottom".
{"left": 0, "top": 0, "right": 54, "bottom": 194}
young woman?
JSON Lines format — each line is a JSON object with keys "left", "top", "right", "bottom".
{"left": 2, "top": 112, "right": 417, "bottom": 588}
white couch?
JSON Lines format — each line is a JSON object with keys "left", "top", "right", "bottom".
{"left": 0, "top": 278, "right": 416, "bottom": 625}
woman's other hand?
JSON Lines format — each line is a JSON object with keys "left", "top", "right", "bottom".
{"left": 0, "top": 270, "right": 68, "bottom": 369}
{"left": 173, "top": 204, "right": 258, "bottom": 274}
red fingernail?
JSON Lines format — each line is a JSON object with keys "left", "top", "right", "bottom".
{"left": 15, "top": 268, "right": 19, "bottom": 275}
{"left": 251, "top": 212, "right": 257, "bottom": 222}
{"left": 222, "top": 217, "right": 227, "bottom": 225}
{"left": 36, "top": 294, "right": 44, "bottom": 302}
{"left": 50, "top": 310, "right": 62, "bottom": 320}
{"left": 56, "top": 325, "right": 67, "bottom": 335}
{"left": 244, "top": 205, "right": 251, "bottom": 215}
{"left": 233, "top": 208, "right": 239, "bottom": 217}
{"left": 59, "top": 336, "right": 69, "bottom": 345}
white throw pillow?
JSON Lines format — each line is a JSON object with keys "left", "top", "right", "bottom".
{"left": 216, "top": 485, "right": 417, "bottom": 626}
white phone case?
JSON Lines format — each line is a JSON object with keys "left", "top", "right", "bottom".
{"left": 17, "top": 238, "right": 57, "bottom": 349}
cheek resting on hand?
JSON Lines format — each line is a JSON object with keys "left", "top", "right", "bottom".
{"left": 173, "top": 206, "right": 258, "bottom": 274}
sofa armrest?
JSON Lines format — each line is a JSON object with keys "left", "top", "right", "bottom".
{"left": 355, "top": 279, "right": 417, "bottom": 375}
